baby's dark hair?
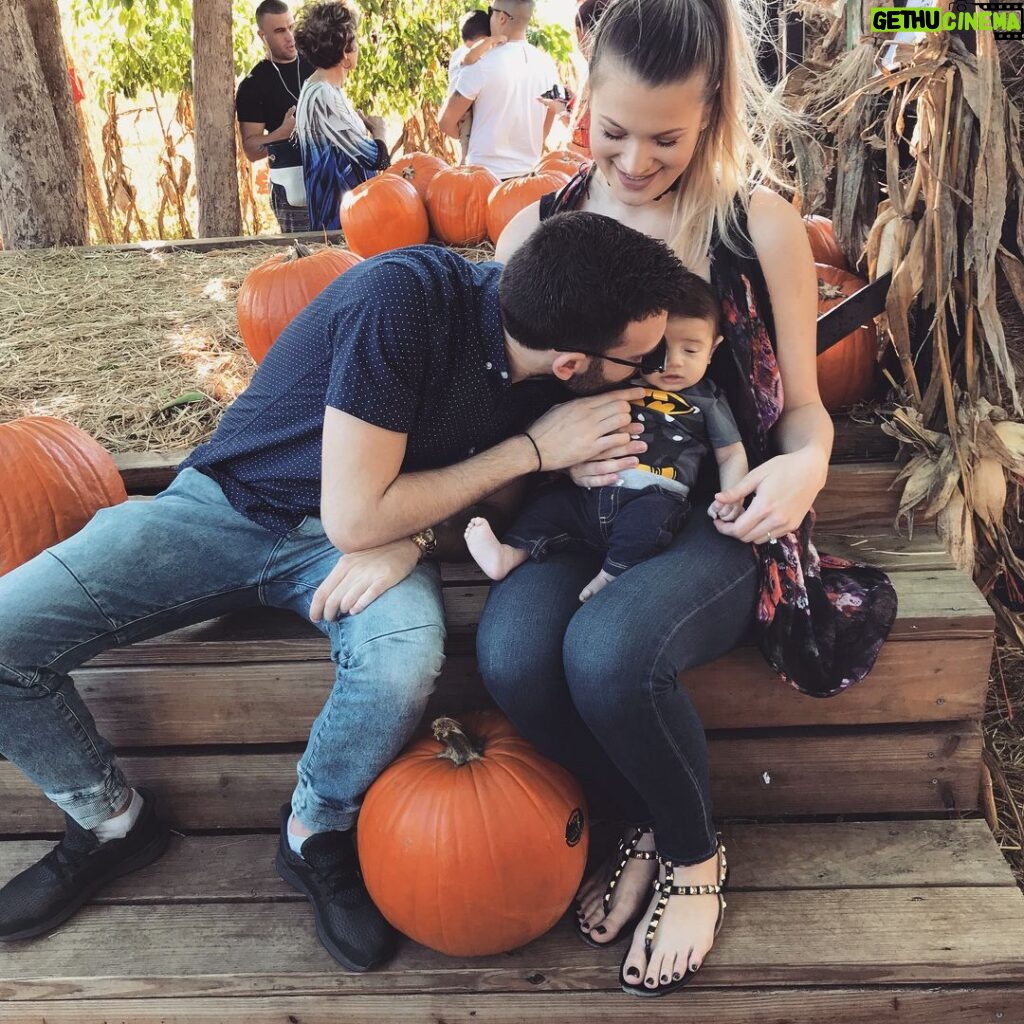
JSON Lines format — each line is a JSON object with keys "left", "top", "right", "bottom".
{"left": 461, "top": 9, "right": 491, "bottom": 41}
{"left": 666, "top": 271, "right": 720, "bottom": 336}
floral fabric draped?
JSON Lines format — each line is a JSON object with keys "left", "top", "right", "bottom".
{"left": 542, "top": 171, "right": 898, "bottom": 697}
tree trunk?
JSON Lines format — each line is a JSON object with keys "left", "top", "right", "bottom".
{"left": 0, "top": 0, "right": 88, "bottom": 247}
{"left": 192, "top": 0, "right": 241, "bottom": 238}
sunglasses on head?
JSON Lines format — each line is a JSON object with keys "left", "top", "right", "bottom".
{"left": 488, "top": 5, "right": 510, "bottom": 16}
{"left": 560, "top": 337, "right": 668, "bottom": 375}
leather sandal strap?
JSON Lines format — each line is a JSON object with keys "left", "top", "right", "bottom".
{"left": 603, "top": 827, "right": 654, "bottom": 913}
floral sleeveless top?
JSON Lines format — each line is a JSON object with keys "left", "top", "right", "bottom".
{"left": 539, "top": 170, "right": 898, "bottom": 697}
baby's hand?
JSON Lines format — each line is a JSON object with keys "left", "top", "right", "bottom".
{"left": 708, "top": 499, "right": 742, "bottom": 523}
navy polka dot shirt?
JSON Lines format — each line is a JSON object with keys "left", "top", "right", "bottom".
{"left": 181, "top": 246, "right": 565, "bottom": 535}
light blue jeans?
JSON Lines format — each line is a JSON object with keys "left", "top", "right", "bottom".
{"left": 0, "top": 469, "right": 446, "bottom": 831}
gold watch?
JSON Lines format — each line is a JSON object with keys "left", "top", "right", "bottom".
{"left": 410, "top": 527, "right": 436, "bottom": 560}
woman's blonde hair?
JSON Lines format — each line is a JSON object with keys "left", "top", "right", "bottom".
{"left": 589, "top": 0, "right": 798, "bottom": 268}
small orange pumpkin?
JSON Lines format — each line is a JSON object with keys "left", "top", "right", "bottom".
{"left": 535, "top": 149, "right": 586, "bottom": 178}
{"left": 385, "top": 152, "right": 449, "bottom": 201}
{"left": 0, "top": 416, "right": 128, "bottom": 576}
{"left": 424, "top": 164, "right": 500, "bottom": 246}
{"left": 804, "top": 215, "right": 850, "bottom": 271}
{"left": 236, "top": 242, "right": 363, "bottom": 363}
{"left": 340, "top": 174, "right": 430, "bottom": 259}
{"left": 486, "top": 170, "right": 570, "bottom": 245}
{"left": 815, "top": 263, "right": 878, "bottom": 412}
{"left": 357, "top": 712, "right": 589, "bottom": 957}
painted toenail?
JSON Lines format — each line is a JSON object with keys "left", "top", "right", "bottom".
{"left": 626, "top": 967, "right": 640, "bottom": 979}
{"left": 689, "top": 962, "right": 700, "bottom": 973}
{"left": 660, "top": 974, "right": 669, "bottom": 983}
{"left": 594, "top": 925, "right": 606, "bottom": 934}
{"left": 673, "top": 972, "right": 681, "bottom": 981}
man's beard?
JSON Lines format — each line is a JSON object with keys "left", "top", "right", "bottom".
{"left": 563, "top": 360, "right": 615, "bottom": 395}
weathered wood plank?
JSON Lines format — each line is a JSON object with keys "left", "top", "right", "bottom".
{"left": 72, "top": 635, "right": 992, "bottom": 747}
{"left": 1, "top": 886, "right": 1022, "bottom": 999}
{"left": 6, "top": 988, "right": 1024, "bottom": 1023}
{"left": 0, "top": 822, "right": 1012, "bottom": 901}
{"left": 0, "top": 723, "right": 983, "bottom": 831}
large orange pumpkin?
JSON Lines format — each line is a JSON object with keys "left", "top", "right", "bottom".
{"left": 424, "top": 164, "right": 499, "bottom": 246}
{"left": 804, "top": 215, "right": 850, "bottom": 270}
{"left": 486, "top": 170, "right": 570, "bottom": 244}
{"left": 236, "top": 242, "right": 363, "bottom": 363}
{"left": 385, "top": 152, "right": 449, "bottom": 201}
{"left": 340, "top": 174, "right": 430, "bottom": 259}
{"left": 815, "top": 263, "right": 878, "bottom": 412}
{"left": 0, "top": 416, "right": 128, "bottom": 576}
{"left": 535, "top": 150, "right": 586, "bottom": 178}
{"left": 357, "top": 712, "right": 588, "bottom": 956}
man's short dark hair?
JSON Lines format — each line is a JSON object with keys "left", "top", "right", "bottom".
{"left": 498, "top": 212, "right": 690, "bottom": 353}
{"left": 666, "top": 271, "right": 720, "bottom": 335}
{"left": 256, "top": 0, "right": 289, "bottom": 25}
{"left": 295, "top": 0, "right": 360, "bottom": 69}
{"left": 461, "top": 10, "right": 491, "bottom": 42}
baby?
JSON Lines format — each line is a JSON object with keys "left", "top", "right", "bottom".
{"left": 465, "top": 273, "right": 749, "bottom": 602}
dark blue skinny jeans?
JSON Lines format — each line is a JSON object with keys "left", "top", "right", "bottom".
{"left": 476, "top": 508, "right": 757, "bottom": 864}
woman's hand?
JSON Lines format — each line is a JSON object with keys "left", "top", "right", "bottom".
{"left": 711, "top": 448, "right": 828, "bottom": 544}
{"left": 310, "top": 538, "right": 420, "bottom": 621}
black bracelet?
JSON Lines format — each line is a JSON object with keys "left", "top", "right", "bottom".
{"left": 523, "top": 431, "right": 543, "bottom": 472}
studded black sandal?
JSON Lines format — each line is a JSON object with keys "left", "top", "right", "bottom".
{"left": 620, "top": 840, "right": 728, "bottom": 997}
{"left": 576, "top": 826, "right": 657, "bottom": 948}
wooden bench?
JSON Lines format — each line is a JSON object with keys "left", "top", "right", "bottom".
{"left": 1, "top": 425, "right": 1022, "bottom": 1021}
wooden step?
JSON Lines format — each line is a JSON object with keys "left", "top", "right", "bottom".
{"left": 0, "top": 721, "right": 984, "bottom": 831}
{"left": 0, "top": 820, "right": 1021, "bottom": 1021}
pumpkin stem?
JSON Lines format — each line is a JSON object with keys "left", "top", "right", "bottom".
{"left": 287, "top": 240, "right": 314, "bottom": 261}
{"left": 432, "top": 716, "right": 483, "bottom": 766}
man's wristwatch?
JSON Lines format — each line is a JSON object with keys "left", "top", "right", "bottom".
{"left": 410, "top": 527, "right": 436, "bottom": 561}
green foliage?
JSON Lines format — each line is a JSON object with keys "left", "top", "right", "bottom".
{"left": 67, "top": 0, "right": 573, "bottom": 116}
{"left": 68, "top": 0, "right": 265, "bottom": 98}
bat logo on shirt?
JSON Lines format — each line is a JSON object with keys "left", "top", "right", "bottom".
{"left": 630, "top": 388, "right": 698, "bottom": 418}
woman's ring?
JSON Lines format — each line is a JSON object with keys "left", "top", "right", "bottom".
{"left": 766, "top": 532, "right": 775, "bottom": 545}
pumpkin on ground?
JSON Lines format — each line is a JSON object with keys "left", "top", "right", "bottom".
{"left": 385, "top": 152, "right": 449, "bottom": 201}
{"left": 236, "top": 242, "right": 363, "bottom": 363}
{"left": 815, "top": 263, "right": 878, "bottom": 412}
{"left": 357, "top": 712, "right": 589, "bottom": 957}
{"left": 486, "top": 170, "right": 570, "bottom": 244}
{"left": 535, "top": 149, "right": 586, "bottom": 178}
{"left": 340, "top": 174, "right": 430, "bottom": 259}
{"left": 424, "top": 164, "right": 499, "bottom": 246}
{"left": 0, "top": 416, "right": 128, "bottom": 576}
{"left": 804, "top": 215, "right": 850, "bottom": 270}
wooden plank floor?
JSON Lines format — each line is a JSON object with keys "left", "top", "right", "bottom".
{"left": 0, "top": 821, "right": 1021, "bottom": 1021}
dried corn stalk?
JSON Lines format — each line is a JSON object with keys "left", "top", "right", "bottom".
{"left": 824, "top": 18, "right": 1024, "bottom": 631}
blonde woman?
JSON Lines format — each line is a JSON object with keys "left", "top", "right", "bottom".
{"left": 478, "top": 0, "right": 896, "bottom": 998}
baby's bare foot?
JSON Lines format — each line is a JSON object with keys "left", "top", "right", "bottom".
{"left": 580, "top": 569, "right": 615, "bottom": 602}
{"left": 576, "top": 829, "right": 657, "bottom": 944}
{"left": 464, "top": 517, "right": 528, "bottom": 580}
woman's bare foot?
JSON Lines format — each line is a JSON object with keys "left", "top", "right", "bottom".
{"left": 621, "top": 848, "right": 724, "bottom": 991}
{"left": 576, "top": 829, "right": 657, "bottom": 944}
{"left": 464, "top": 518, "right": 528, "bottom": 580}
{"left": 579, "top": 569, "right": 615, "bottom": 602}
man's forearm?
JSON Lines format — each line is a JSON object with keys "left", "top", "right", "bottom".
{"left": 328, "top": 434, "right": 537, "bottom": 551}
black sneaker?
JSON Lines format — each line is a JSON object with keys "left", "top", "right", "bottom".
{"left": 275, "top": 804, "right": 395, "bottom": 971}
{"left": 0, "top": 787, "right": 170, "bottom": 941}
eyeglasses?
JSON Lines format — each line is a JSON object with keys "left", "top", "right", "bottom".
{"left": 559, "top": 337, "right": 667, "bottom": 375}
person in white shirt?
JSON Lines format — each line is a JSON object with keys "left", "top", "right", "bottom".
{"left": 447, "top": 9, "right": 507, "bottom": 163}
{"left": 439, "top": 0, "right": 560, "bottom": 179}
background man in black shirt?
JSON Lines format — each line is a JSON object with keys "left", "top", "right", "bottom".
{"left": 237, "top": 0, "right": 315, "bottom": 232}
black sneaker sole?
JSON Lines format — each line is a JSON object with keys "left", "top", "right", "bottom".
{"left": 275, "top": 848, "right": 382, "bottom": 973}
{"left": 0, "top": 825, "right": 171, "bottom": 943}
